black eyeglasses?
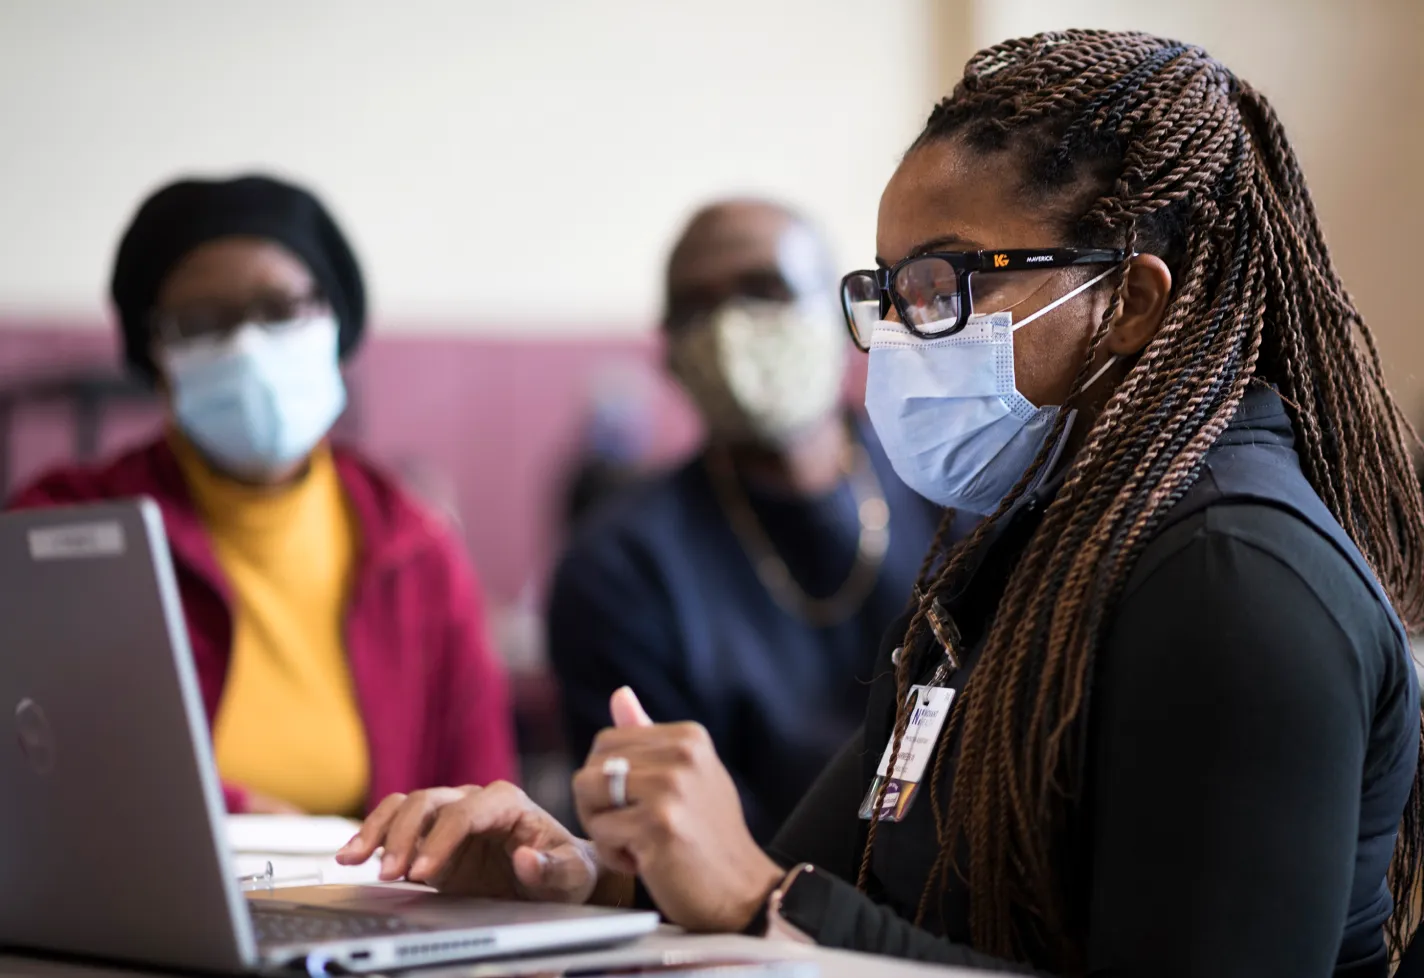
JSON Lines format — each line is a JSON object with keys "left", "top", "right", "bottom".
{"left": 840, "top": 247, "right": 1126, "bottom": 350}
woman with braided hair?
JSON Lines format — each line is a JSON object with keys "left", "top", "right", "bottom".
{"left": 337, "top": 30, "right": 1424, "bottom": 976}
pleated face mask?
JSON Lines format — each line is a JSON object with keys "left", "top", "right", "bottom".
{"left": 863, "top": 267, "right": 1116, "bottom": 513}
{"left": 161, "top": 315, "right": 346, "bottom": 479}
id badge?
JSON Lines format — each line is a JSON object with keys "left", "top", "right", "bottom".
{"left": 858, "top": 685, "right": 955, "bottom": 823}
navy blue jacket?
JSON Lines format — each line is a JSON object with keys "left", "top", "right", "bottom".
{"left": 546, "top": 420, "right": 941, "bottom": 842}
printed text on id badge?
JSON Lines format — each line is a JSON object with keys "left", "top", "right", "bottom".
{"left": 858, "top": 685, "right": 955, "bottom": 823}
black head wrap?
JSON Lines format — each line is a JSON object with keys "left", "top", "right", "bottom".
{"left": 111, "top": 174, "right": 365, "bottom": 378}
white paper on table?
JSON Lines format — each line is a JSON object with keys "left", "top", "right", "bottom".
{"left": 226, "top": 814, "right": 380, "bottom": 889}
{"left": 226, "top": 814, "right": 361, "bottom": 855}
{"left": 232, "top": 852, "right": 383, "bottom": 888}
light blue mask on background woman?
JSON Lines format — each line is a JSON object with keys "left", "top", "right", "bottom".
{"left": 864, "top": 269, "right": 1116, "bottom": 513}
{"left": 159, "top": 315, "right": 346, "bottom": 479}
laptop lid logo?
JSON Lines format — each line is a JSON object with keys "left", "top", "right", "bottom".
{"left": 15, "top": 698, "right": 56, "bottom": 775}
{"left": 28, "top": 521, "right": 126, "bottom": 561}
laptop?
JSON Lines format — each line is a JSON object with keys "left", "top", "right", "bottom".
{"left": 0, "top": 499, "right": 658, "bottom": 974}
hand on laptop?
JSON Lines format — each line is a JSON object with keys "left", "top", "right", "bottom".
{"left": 335, "top": 686, "right": 781, "bottom": 935}
{"left": 335, "top": 781, "right": 631, "bottom": 906}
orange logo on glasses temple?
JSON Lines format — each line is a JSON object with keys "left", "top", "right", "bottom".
{"left": 993, "top": 254, "right": 1010, "bottom": 268}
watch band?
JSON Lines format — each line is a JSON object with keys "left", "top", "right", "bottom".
{"left": 763, "top": 863, "right": 817, "bottom": 944}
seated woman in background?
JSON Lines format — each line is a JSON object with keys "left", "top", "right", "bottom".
{"left": 341, "top": 31, "right": 1424, "bottom": 976}
{"left": 9, "top": 174, "right": 516, "bottom": 815}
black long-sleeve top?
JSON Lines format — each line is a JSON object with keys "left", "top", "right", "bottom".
{"left": 764, "top": 390, "right": 1420, "bottom": 977}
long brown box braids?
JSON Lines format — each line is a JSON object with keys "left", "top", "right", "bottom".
{"left": 859, "top": 29, "right": 1424, "bottom": 971}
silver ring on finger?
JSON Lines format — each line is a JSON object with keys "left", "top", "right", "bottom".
{"left": 602, "top": 755, "right": 630, "bottom": 809}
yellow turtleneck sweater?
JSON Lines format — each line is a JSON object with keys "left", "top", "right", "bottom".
{"left": 174, "top": 435, "right": 369, "bottom": 816}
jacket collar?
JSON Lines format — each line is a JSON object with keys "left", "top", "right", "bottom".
{"left": 929, "top": 385, "right": 1294, "bottom": 661}
{"left": 134, "top": 437, "right": 442, "bottom": 595}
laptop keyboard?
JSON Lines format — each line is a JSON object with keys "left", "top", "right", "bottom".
{"left": 250, "top": 904, "right": 424, "bottom": 946}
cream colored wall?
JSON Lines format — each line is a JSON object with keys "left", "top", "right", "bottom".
{"left": 0, "top": 0, "right": 942, "bottom": 335}
{"left": 966, "top": 0, "right": 1424, "bottom": 412}
{"left": 7, "top": 0, "right": 1416, "bottom": 408}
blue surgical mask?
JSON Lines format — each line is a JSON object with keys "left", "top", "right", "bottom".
{"left": 160, "top": 315, "right": 346, "bottom": 479}
{"left": 864, "top": 269, "right": 1117, "bottom": 513}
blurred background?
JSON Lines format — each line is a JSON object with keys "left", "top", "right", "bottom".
{"left": 1, "top": 0, "right": 1421, "bottom": 801}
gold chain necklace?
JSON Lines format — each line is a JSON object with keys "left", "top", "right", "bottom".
{"left": 705, "top": 437, "right": 891, "bottom": 627}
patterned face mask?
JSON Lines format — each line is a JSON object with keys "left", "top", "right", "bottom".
{"left": 668, "top": 296, "right": 848, "bottom": 448}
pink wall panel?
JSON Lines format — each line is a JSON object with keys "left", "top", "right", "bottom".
{"left": 0, "top": 323, "right": 701, "bottom": 605}
{"left": 340, "top": 335, "right": 700, "bottom": 602}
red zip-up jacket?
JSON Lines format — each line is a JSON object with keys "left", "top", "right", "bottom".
{"left": 8, "top": 436, "right": 517, "bottom": 813}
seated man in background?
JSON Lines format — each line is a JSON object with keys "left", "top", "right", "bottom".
{"left": 546, "top": 199, "right": 942, "bottom": 842}
{"left": 9, "top": 175, "right": 516, "bottom": 815}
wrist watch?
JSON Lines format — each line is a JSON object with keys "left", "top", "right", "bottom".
{"left": 760, "top": 863, "right": 818, "bottom": 944}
